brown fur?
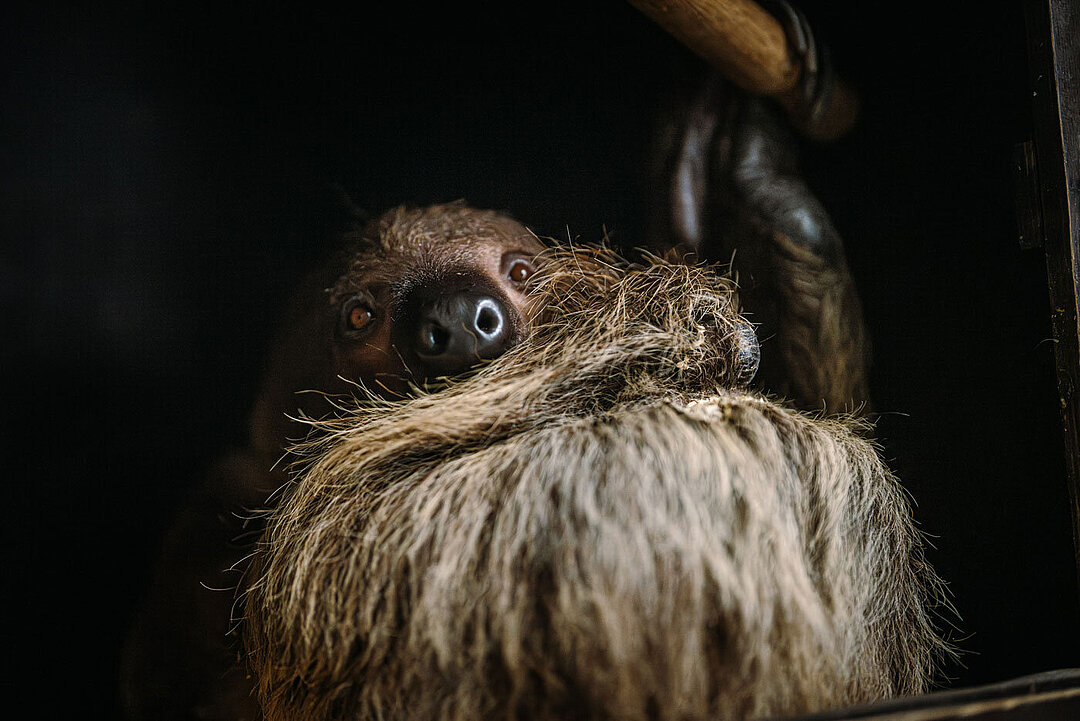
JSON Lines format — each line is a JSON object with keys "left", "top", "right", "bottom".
{"left": 242, "top": 246, "right": 951, "bottom": 720}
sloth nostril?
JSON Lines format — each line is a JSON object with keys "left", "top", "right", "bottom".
{"left": 418, "top": 321, "right": 450, "bottom": 355}
{"left": 475, "top": 302, "right": 503, "bottom": 337}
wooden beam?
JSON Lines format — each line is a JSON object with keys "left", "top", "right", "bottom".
{"left": 1023, "top": 0, "right": 1080, "bottom": 591}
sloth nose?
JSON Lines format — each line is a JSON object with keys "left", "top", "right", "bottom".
{"left": 414, "top": 293, "right": 511, "bottom": 376}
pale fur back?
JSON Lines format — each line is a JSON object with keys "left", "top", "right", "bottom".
{"left": 242, "top": 247, "right": 950, "bottom": 720}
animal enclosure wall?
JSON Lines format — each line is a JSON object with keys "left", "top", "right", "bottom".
{"left": 4, "top": 0, "right": 1078, "bottom": 717}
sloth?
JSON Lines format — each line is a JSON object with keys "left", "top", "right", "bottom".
{"left": 122, "top": 80, "right": 950, "bottom": 720}
{"left": 248, "top": 202, "right": 547, "bottom": 487}
{"left": 241, "top": 244, "right": 952, "bottom": 721}
{"left": 238, "top": 91, "right": 952, "bottom": 719}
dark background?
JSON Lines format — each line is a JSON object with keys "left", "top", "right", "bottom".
{"left": 4, "top": 0, "right": 1078, "bottom": 717}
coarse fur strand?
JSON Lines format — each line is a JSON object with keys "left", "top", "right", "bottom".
{"left": 242, "top": 245, "right": 953, "bottom": 721}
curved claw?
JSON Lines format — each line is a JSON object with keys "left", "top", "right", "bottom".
{"left": 654, "top": 72, "right": 842, "bottom": 263}
{"left": 669, "top": 78, "right": 725, "bottom": 253}
{"left": 762, "top": 0, "right": 844, "bottom": 137}
{"left": 727, "top": 95, "right": 843, "bottom": 263}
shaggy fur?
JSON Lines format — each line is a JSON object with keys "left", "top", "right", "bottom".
{"left": 242, "top": 247, "right": 951, "bottom": 720}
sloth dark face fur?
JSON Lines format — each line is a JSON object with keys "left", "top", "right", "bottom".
{"left": 327, "top": 203, "right": 545, "bottom": 396}
{"left": 247, "top": 203, "right": 545, "bottom": 465}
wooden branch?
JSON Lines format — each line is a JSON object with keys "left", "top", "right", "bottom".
{"left": 628, "top": 0, "right": 859, "bottom": 140}
{"left": 629, "top": 0, "right": 797, "bottom": 93}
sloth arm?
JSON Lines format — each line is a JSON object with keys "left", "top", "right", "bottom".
{"left": 655, "top": 79, "right": 870, "bottom": 415}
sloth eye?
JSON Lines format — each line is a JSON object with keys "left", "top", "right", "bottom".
{"left": 340, "top": 296, "right": 375, "bottom": 336}
{"left": 507, "top": 259, "right": 534, "bottom": 285}
{"left": 348, "top": 305, "right": 373, "bottom": 330}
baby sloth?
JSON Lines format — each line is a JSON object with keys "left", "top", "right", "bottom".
{"left": 248, "top": 203, "right": 545, "bottom": 475}
{"left": 120, "top": 203, "right": 544, "bottom": 721}
{"left": 243, "top": 247, "right": 951, "bottom": 721}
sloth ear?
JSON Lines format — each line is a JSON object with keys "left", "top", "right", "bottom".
{"left": 325, "top": 183, "right": 370, "bottom": 233}
{"left": 321, "top": 184, "right": 383, "bottom": 258}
